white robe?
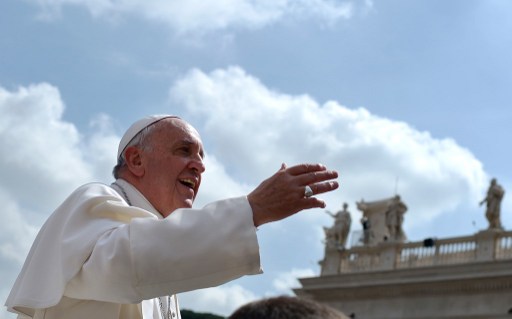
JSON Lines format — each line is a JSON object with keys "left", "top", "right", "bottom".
{"left": 5, "top": 179, "right": 261, "bottom": 319}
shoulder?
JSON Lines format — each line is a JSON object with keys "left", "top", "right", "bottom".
{"left": 74, "top": 182, "right": 117, "bottom": 193}
{"left": 69, "top": 182, "right": 121, "bottom": 200}
{"left": 48, "top": 182, "right": 155, "bottom": 227}
{"left": 53, "top": 182, "right": 124, "bottom": 215}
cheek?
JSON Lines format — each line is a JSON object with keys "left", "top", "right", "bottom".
{"left": 164, "top": 170, "right": 182, "bottom": 187}
{"left": 148, "top": 158, "right": 184, "bottom": 187}
{"left": 149, "top": 169, "right": 177, "bottom": 189}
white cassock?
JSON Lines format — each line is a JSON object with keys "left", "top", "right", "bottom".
{"left": 5, "top": 179, "right": 262, "bottom": 319}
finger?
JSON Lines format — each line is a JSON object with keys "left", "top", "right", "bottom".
{"left": 311, "top": 181, "right": 339, "bottom": 195}
{"left": 296, "top": 170, "right": 339, "bottom": 186}
{"left": 298, "top": 180, "right": 339, "bottom": 199}
{"left": 301, "top": 197, "right": 328, "bottom": 209}
{"left": 286, "top": 163, "right": 327, "bottom": 176}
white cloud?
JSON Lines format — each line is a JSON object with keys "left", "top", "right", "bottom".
{"left": 84, "top": 113, "right": 123, "bottom": 181}
{"left": 272, "top": 268, "right": 316, "bottom": 293}
{"left": 0, "top": 84, "right": 118, "bottom": 215}
{"left": 0, "top": 84, "right": 92, "bottom": 215}
{"left": 26, "top": 0, "right": 367, "bottom": 34}
{"left": 169, "top": 66, "right": 489, "bottom": 233}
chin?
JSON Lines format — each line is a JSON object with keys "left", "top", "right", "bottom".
{"left": 182, "top": 199, "right": 194, "bottom": 208}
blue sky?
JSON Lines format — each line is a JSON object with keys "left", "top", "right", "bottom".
{"left": 1, "top": 0, "right": 511, "bottom": 317}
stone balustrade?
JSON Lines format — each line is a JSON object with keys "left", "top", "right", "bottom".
{"left": 321, "top": 229, "right": 512, "bottom": 275}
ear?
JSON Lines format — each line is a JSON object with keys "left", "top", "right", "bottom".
{"left": 124, "top": 146, "right": 145, "bottom": 177}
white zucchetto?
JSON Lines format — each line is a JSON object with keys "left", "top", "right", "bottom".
{"left": 117, "top": 115, "right": 179, "bottom": 159}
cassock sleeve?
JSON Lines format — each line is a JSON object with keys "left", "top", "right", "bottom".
{"left": 64, "top": 194, "right": 261, "bottom": 303}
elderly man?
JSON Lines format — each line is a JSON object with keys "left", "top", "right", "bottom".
{"left": 6, "top": 115, "right": 339, "bottom": 319}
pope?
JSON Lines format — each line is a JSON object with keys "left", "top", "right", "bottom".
{"left": 5, "top": 115, "right": 339, "bottom": 319}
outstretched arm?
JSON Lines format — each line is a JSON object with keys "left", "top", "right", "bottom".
{"left": 324, "top": 210, "right": 335, "bottom": 218}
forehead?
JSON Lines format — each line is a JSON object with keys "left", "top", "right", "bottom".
{"left": 152, "top": 118, "right": 203, "bottom": 147}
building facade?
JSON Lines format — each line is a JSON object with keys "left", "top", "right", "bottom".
{"left": 295, "top": 196, "right": 512, "bottom": 319}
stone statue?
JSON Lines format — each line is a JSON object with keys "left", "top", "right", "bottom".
{"left": 480, "top": 178, "right": 505, "bottom": 230}
{"left": 361, "top": 216, "right": 372, "bottom": 245}
{"left": 385, "top": 195, "right": 407, "bottom": 241}
{"left": 325, "top": 202, "right": 352, "bottom": 248}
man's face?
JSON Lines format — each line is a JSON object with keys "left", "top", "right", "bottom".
{"left": 139, "top": 118, "right": 205, "bottom": 217}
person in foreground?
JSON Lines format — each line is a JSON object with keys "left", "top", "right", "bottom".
{"left": 5, "top": 115, "right": 339, "bottom": 319}
{"left": 228, "top": 296, "right": 349, "bottom": 319}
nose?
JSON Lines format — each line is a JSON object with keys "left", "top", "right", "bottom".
{"left": 189, "top": 155, "right": 206, "bottom": 173}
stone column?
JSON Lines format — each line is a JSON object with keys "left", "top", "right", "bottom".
{"left": 378, "top": 242, "right": 398, "bottom": 270}
{"left": 320, "top": 246, "right": 342, "bottom": 276}
{"left": 475, "top": 229, "right": 501, "bottom": 261}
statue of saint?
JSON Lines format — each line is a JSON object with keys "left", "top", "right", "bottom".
{"left": 360, "top": 216, "right": 372, "bottom": 245}
{"left": 385, "top": 195, "right": 407, "bottom": 241}
{"left": 480, "top": 178, "right": 505, "bottom": 230}
{"left": 325, "top": 202, "right": 352, "bottom": 248}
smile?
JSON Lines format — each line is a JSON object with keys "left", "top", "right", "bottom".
{"left": 179, "top": 178, "right": 196, "bottom": 189}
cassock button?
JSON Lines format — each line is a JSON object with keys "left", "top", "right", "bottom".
{"left": 172, "top": 313, "right": 176, "bottom": 318}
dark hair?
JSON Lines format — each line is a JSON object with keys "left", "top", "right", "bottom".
{"left": 228, "top": 296, "right": 348, "bottom": 319}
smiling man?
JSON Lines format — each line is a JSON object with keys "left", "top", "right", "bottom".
{"left": 116, "top": 116, "right": 206, "bottom": 215}
{"left": 5, "top": 115, "right": 339, "bottom": 319}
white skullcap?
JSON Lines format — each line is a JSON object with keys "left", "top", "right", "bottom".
{"left": 117, "top": 115, "right": 179, "bottom": 160}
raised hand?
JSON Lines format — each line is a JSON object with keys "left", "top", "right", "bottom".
{"left": 248, "top": 163, "right": 339, "bottom": 227}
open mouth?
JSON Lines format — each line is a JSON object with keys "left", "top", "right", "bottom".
{"left": 179, "top": 178, "right": 196, "bottom": 190}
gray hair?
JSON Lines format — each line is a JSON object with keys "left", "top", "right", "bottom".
{"left": 112, "top": 124, "right": 158, "bottom": 179}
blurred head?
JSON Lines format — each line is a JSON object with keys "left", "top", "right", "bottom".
{"left": 115, "top": 116, "right": 205, "bottom": 217}
{"left": 228, "top": 296, "right": 349, "bottom": 319}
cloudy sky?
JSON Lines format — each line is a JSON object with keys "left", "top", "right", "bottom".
{"left": 1, "top": 0, "right": 511, "bottom": 317}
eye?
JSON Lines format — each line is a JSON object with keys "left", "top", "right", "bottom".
{"left": 177, "top": 146, "right": 190, "bottom": 155}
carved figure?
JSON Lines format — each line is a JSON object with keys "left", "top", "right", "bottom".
{"left": 325, "top": 203, "right": 352, "bottom": 248}
{"left": 480, "top": 178, "right": 505, "bottom": 229}
{"left": 360, "top": 216, "right": 372, "bottom": 245}
{"left": 385, "top": 195, "right": 407, "bottom": 241}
